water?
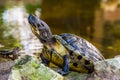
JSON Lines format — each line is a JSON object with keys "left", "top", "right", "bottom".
{"left": 0, "top": 0, "right": 120, "bottom": 58}
{"left": 1, "top": 1, "right": 42, "bottom": 55}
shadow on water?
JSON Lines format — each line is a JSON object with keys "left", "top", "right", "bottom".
{"left": 0, "top": 0, "right": 120, "bottom": 58}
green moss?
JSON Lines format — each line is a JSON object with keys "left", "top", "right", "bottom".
{"left": 12, "top": 55, "right": 63, "bottom": 80}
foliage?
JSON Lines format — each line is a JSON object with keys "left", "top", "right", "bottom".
{"left": 25, "top": 3, "right": 41, "bottom": 14}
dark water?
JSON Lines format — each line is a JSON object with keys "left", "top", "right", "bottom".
{"left": 0, "top": 0, "right": 120, "bottom": 58}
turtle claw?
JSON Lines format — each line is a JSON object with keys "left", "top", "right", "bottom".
{"left": 57, "top": 70, "right": 69, "bottom": 76}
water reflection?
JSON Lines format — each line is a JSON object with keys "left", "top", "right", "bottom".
{"left": 1, "top": 1, "right": 42, "bottom": 54}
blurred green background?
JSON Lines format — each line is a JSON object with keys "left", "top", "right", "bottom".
{"left": 0, "top": 0, "right": 120, "bottom": 58}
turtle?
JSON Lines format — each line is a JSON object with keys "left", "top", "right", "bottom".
{"left": 28, "top": 14, "right": 104, "bottom": 75}
{"left": 0, "top": 47, "right": 20, "bottom": 60}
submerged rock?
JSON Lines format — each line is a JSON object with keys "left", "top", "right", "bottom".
{"left": 8, "top": 55, "right": 120, "bottom": 80}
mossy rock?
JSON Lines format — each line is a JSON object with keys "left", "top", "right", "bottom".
{"left": 8, "top": 55, "right": 63, "bottom": 80}
{"left": 8, "top": 55, "right": 120, "bottom": 80}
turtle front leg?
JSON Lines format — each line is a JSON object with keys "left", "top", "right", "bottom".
{"left": 40, "top": 54, "right": 50, "bottom": 66}
{"left": 58, "top": 55, "right": 69, "bottom": 75}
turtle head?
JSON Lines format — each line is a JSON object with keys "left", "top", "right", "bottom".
{"left": 28, "top": 14, "right": 53, "bottom": 43}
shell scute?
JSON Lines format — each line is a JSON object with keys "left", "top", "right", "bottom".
{"left": 55, "top": 33, "right": 104, "bottom": 63}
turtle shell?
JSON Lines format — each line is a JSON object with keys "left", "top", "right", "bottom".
{"left": 54, "top": 33, "right": 104, "bottom": 63}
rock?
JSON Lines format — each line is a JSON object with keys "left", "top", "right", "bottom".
{"left": 8, "top": 55, "right": 64, "bottom": 80}
{"left": 66, "top": 56, "right": 120, "bottom": 80}
{"left": 0, "top": 61, "right": 14, "bottom": 80}
{"left": 8, "top": 55, "right": 120, "bottom": 80}
{"left": 93, "top": 57, "right": 120, "bottom": 80}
